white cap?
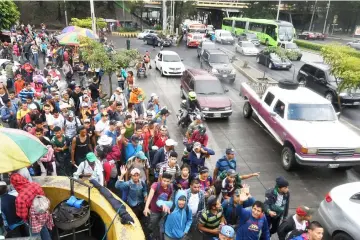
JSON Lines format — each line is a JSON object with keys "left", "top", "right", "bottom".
{"left": 0, "top": 181, "right": 7, "bottom": 186}
{"left": 97, "top": 135, "right": 113, "bottom": 146}
{"left": 29, "top": 104, "right": 37, "bottom": 110}
{"left": 130, "top": 168, "right": 141, "bottom": 175}
{"left": 151, "top": 93, "right": 157, "bottom": 97}
{"left": 165, "top": 139, "right": 178, "bottom": 147}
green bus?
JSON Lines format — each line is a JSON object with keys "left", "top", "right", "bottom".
{"left": 222, "top": 17, "right": 295, "bottom": 46}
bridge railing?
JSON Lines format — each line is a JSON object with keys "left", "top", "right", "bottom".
{"left": 196, "top": 0, "right": 248, "bottom": 8}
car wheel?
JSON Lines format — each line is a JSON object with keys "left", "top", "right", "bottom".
{"left": 268, "top": 61, "right": 273, "bottom": 69}
{"left": 298, "top": 77, "right": 306, "bottom": 84}
{"left": 243, "top": 102, "right": 253, "bottom": 118}
{"left": 281, "top": 146, "right": 297, "bottom": 171}
{"left": 325, "top": 92, "right": 334, "bottom": 102}
{"left": 180, "top": 88, "right": 185, "bottom": 99}
{"left": 333, "top": 232, "right": 354, "bottom": 240}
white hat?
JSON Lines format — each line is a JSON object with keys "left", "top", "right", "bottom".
{"left": 29, "top": 104, "right": 37, "bottom": 110}
{"left": 130, "top": 168, "right": 141, "bottom": 175}
{"left": 153, "top": 95, "right": 159, "bottom": 100}
{"left": 97, "top": 135, "right": 113, "bottom": 146}
{"left": 0, "top": 181, "right": 7, "bottom": 186}
{"left": 193, "top": 142, "right": 201, "bottom": 149}
{"left": 151, "top": 93, "right": 157, "bottom": 97}
{"left": 116, "top": 87, "right": 123, "bottom": 92}
{"left": 165, "top": 139, "right": 177, "bottom": 147}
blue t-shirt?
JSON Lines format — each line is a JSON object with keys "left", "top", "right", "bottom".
{"left": 125, "top": 143, "right": 142, "bottom": 162}
{"left": 105, "top": 130, "right": 118, "bottom": 146}
{"left": 215, "top": 156, "right": 236, "bottom": 173}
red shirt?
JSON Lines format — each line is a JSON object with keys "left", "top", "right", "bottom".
{"left": 190, "top": 130, "right": 208, "bottom": 146}
{"left": 153, "top": 133, "right": 168, "bottom": 149}
{"left": 63, "top": 51, "right": 69, "bottom": 62}
{"left": 150, "top": 182, "right": 173, "bottom": 213}
{"left": 142, "top": 131, "right": 151, "bottom": 152}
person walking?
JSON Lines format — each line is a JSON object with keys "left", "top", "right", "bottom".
{"left": 264, "top": 176, "right": 290, "bottom": 236}
{"left": 289, "top": 221, "right": 324, "bottom": 240}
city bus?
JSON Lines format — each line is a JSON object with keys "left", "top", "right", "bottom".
{"left": 222, "top": 17, "right": 295, "bottom": 46}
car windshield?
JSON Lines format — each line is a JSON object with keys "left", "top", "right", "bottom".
{"left": 242, "top": 42, "right": 255, "bottom": 48}
{"left": 196, "top": 80, "right": 224, "bottom": 95}
{"left": 286, "top": 43, "right": 298, "bottom": 49}
{"left": 270, "top": 53, "right": 281, "bottom": 60}
{"left": 287, "top": 104, "right": 337, "bottom": 121}
{"left": 278, "top": 26, "right": 294, "bottom": 41}
{"left": 209, "top": 54, "right": 229, "bottom": 64}
{"left": 246, "top": 34, "right": 257, "bottom": 40}
{"left": 221, "top": 32, "right": 232, "bottom": 37}
{"left": 203, "top": 43, "right": 216, "bottom": 50}
{"left": 163, "top": 54, "right": 180, "bottom": 62}
{"left": 189, "top": 29, "right": 206, "bottom": 33}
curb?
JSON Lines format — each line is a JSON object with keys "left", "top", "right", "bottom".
{"left": 112, "top": 32, "right": 139, "bottom": 38}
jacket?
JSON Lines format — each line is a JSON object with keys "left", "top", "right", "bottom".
{"left": 236, "top": 204, "right": 270, "bottom": 240}
{"left": 164, "top": 190, "right": 192, "bottom": 239}
{"left": 222, "top": 196, "right": 256, "bottom": 225}
{"left": 215, "top": 155, "right": 236, "bottom": 174}
{"left": 115, "top": 179, "right": 147, "bottom": 207}
{"left": 188, "top": 147, "right": 215, "bottom": 174}
{"left": 129, "top": 88, "right": 145, "bottom": 104}
{"left": 1, "top": 104, "right": 17, "bottom": 121}
{"left": 264, "top": 187, "right": 290, "bottom": 218}
{"left": 185, "top": 188, "right": 205, "bottom": 214}
{"left": 277, "top": 215, "right": 309, "bottom": 240}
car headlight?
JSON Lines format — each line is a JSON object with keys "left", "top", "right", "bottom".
{"left": 202, "top": 107, "right": 209, "bottom": 111}
{"left": 355, "top": 148, "right": 360, "bottom": 154}
{"left": 224, "top": 106, "right": 231, "bottom": 110}
{"left": 300, "top": 147, "right": 318, "bottom": 154}
{"left": 231, "top": 69, "right": 236, "bottom": 74}
{"left": 212, "top": 68, "right": 218, "bottom": 74}
{"left": 339, "top": 92, "right": 348, "bottom": 97}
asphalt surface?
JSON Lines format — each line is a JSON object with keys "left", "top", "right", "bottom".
{"left": 107, "top": 36, "right": 359, "bottom": 239}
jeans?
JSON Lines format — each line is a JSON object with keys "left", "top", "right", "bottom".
{"left": 33, "top": 53, "right": 39, "bottom": 67}
{"left": 267, "top": 215, "right": 282, "bottom": 235}
{"left": 134, "top": 102, "right": 144, "bottom": 116}
{"left": 31, "top": 225, "right": 51, "bottom": 240}
{"left": 148, "top": 211, "right": 162, "bottom": 238}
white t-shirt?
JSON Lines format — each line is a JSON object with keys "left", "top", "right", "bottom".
{"left": 293, "top": 214, "right": 307, "bottom": 231}
{"left": 188, "top": 193, "right": 200, "bottom": 216}
{"left": 45, "top": 113, "right": 55, "bottom": 126}
{"left": 95, "top": 120, "right": 109, "bottom": 135}
{"left": 52, "top": 115, "right": 65, "bottom": 129}
{"left": 275, "top": 194, "right": 284, "bottom": 207}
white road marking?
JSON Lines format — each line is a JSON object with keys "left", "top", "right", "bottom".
{"left": 340, "top": 117, "right": 360, "bottom": 135}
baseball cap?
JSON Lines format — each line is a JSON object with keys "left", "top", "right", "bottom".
{"left": 0, "top": 181, "right": 7, "bottom": 186}
{"left": 226, "top": 148, "right": 235, "bottom": 155}
{"left": 84, "top": 118, "right": 91, "bottom": 123}
{"left": 150, "top": 93, "right": 157, "bottom": 97}
{"left": 193, "top": 142, "right": 201, "bottom": 149}
{"left": 220, "top": 225, "right": 235, "bottom": 238}
{"left": 165, "top": 139, "right": 177, "bottom": 147}
{"left": 130, "top": 168, "right": 141, "bottom": 175}
{"left": 116, "top": 87, "right": 123, "bottom": 92}
{"left": 227, "top": 169, "right": 237, "bottom": 177}
{"left": 29, "top": 104, "right": 37, "bottom": 110}
{"left": 97, "top": 135, "right": 113, "bottom": 146}
{"left": 195, "top": 115, "right": 202, "bottom": 120}
{"left": 296, "top": 205, "right": 314, "bottom": 217}
{"left": 86, "top": 152, "right": 97, "bottom": 163}
{"left": 135, "top": 151, "right": 147, "bottom": 160}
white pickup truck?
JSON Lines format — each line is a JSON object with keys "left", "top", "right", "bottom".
{"left": 240, "top": 80, "right": 360, "bottom": 171}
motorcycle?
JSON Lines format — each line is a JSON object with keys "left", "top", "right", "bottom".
{"left": 176, "top": 100, "right": 203, "bottom": 129}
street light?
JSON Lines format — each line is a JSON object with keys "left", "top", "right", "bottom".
{"left": 309, "top": 0, "right": 317, "bottom": 32}
{"left": 90, "top": 0, "right": 96, "bottom": 34}
{"left": 323, "top": 0, "right": 331, "bottom": 34}
{"left": 276, "top": 0, "right": 282, "bottom": 21}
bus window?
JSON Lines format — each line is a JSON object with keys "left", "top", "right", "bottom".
{"left": 249, "top": 23, "right": 265, "bottom": 32}
{"left": 235, "top": 20, "right": 246, "bottom": 29}
{"left": 223, "top": 19, "right": 232, "bottom": 27}
{"left": 265, "top": 25, "right": 277, "bottom": 41}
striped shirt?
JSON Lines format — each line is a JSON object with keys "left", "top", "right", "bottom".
{"left": 199, "top": 209, "right": 223, "bottom": 229}
{"left": 159, "top": 164, "right": 180, "bottom": 181}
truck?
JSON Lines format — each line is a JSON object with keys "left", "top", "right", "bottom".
{"left": 240, "top": 80, "right": 360, "bottom": 171}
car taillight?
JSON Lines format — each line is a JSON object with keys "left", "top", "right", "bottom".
{"left": 325, "top": 192, "right": 332, "bottom": 202}
{"left": 188, "top": 34, "right": 192, "bottom": 38}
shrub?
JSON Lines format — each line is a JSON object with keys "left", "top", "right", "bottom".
{"left": 154, "top": 25, "right": 162, "bottom": 31}
{"left": 294, "top": 40, "right": 323, "bottom": 51}
{"left": 117, "top": 27, "right": 138, "bottom": 33}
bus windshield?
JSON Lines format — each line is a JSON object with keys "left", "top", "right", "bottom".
{"left": 189, "top": 28, "right": 206, "bottom": 33}
{"left": 278, "top": 26, "right": 294, "bottom": 41}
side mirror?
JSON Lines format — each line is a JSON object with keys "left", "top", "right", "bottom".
{"left": 225, "top": 89, "right": 229, "bottom": 93}
{"left": 270, "top": 111, "right": 277, "bottom": 117}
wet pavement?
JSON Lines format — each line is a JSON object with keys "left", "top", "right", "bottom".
{"left": 108, "top": 36, "right": 360, "bottom": 220}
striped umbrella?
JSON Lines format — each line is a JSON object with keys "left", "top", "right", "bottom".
{"left": 56, "top": 32, "right": 80, "bottom": 46}
{"left": 61, "top": 26, "right": 82, "bottom": 34}
{"left": 75, "top": 28, "right": 99, "bottom": 39}
{"left": 0, "top": 128, "right": 48, "bottom": 173}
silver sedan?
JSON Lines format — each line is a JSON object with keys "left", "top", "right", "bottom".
{"left": 318, "top": 182, "right": 360, "bottom": 240}
{"left": 347, "top": 40, "right": 360, "bottom": 50}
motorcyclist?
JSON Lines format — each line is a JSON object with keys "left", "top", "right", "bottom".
{"left": 178, "top": 91, "right": 201, "bottom": 126}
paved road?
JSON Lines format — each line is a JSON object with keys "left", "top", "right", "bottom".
{"left": 216, "top": 41, "right": 360, "bottom": 132}
{"left": 109, "top": 36, "right": 360, "bottom": 227}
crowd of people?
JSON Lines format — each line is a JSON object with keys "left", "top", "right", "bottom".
{"left": 0, "top": 24, "right": 325, "bottom": 240}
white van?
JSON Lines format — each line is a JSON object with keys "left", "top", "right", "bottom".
{"left": 214, "top": 30, "right": 235, "bottom": 45}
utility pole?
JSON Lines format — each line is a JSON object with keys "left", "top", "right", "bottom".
{"left": 172, "top": 0, "right": 175, "bottom": 34}
{"left": 90, "top": 0, "right": 96, "bottom": 34}
{"left": 276, "top": 0, "right": 281, "bottom": 21}
{"left": 162, "top": 0, "right": 167, "bottom": 32}
{"left": 64, "top": 0, "right": 68, "bottom": 26}
{"left": 309, "top": 0, "right": 317, "bottom": 31}
{"left": 323, "top": 0, "right": 330, "bottom": 34}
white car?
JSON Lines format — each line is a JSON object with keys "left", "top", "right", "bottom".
{"left": 235, "top": 41, "right": 259, "bottom": 55}
{"left": 318, "top": 182, "right": 360, "bottom": 240}
{"left": 214, "top": 30, "right": 235, "bottom": 45}
{"left": 137, "top": 29, "right": 155, "bottom": 39}
{"left": 154, "top": 51, "right": 185, "bottom": 76}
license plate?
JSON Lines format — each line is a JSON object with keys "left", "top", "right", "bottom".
{"left": 283, "top": 65, "right": 287, "bottom": 68}
{"left": 328, "top": 164, "right": 340, "bottom": 168}
{"left": 214, "top": 113, "right": 221, "bottom": 117}
{"left": 223, "top": 74, "right": 227, "bottom": 78}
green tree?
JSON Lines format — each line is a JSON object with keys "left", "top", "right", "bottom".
{"left": 321, "top": 44, "right": 360, "bottom": 109}
{"left": 70, "top": 18, "right": 106, "bottom": 29}
{"left": 80, "top": 38, "right": 140, "bottom": 94}
{"left": 242, "top": 1, "right": 276, "bottom": 19}
{"left": 0, "top": 0, "right": 20, "bottom": 30}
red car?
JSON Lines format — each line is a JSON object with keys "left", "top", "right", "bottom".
{"left": 298, "top": 31, "right": 325, "bottom": 40}
{"left": 180, "top": 69, "right": 232, "bottom": 118}
{"left": 186, "top": 33, "right": 204, "bottom": 47}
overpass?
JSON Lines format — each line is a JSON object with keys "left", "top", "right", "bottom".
{"left": 143, "top": 0, "right": 249, "bottom": 11}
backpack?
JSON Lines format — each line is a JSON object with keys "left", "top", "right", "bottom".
{"left": 31, "top": 195, "right": 50, "bottom": 214}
